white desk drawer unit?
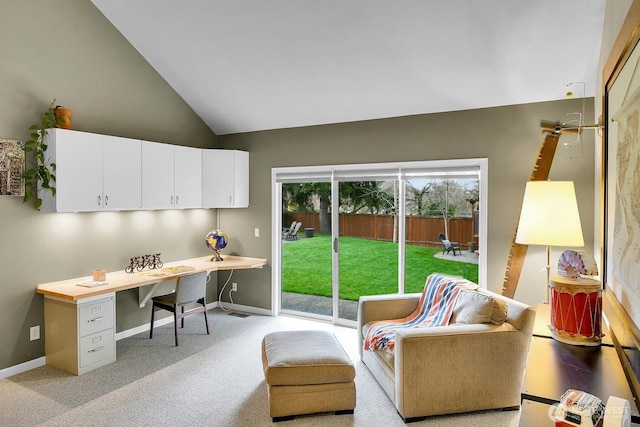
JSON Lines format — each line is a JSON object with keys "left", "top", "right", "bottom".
{"left": 44, "top": 293, "right": 116, "bottom": 375}
{"left": 79, "top": 298, "right": 114, "bottom": 336}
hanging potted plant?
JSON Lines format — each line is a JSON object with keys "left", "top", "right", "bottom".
{"left": 22, "top": 99, "right": 58, "bottom": 209}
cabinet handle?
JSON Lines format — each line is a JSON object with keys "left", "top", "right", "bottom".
{"left": 97, "top": 195, "right": 101, "bottom": 206}
{"left": 229, "top": 196, "right": 232, "bottom": 204}
{"left": 87, "top": 316, "right": 104, "bottom": 323}
{"left": 105, "top": 195, "right": 109, "bottom": 206}
{"left": 175, "top": 195, "right": 179, "bottom": 205}
{"left": 170, "top": 195, "right": 174, "bottom": 206}
{"left": 88, "top": 346, "right": 104, "bottom": 353}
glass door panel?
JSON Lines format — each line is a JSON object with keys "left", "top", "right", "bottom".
{"left": 280, "top": 181, "right": 333, "bottom": 319}
{"left": 337, "top": 180, "right": 398, "bottom": 321}
{"left": 404, "top": 178, "right": 480, "bottom": 292}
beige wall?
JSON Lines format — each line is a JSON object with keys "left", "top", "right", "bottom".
{"left": 0, "top": 0, "right": 217, "bottom": 370}
{"left": 219, "top": 99, "right": 596, "bottom": 309}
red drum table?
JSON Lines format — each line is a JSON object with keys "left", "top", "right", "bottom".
{"left": 549, "top": 276, "right": 602, "bottom": 346}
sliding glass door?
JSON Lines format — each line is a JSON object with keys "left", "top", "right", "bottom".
{"left": 272, "top": 159, "right": 486, "bottom": 326}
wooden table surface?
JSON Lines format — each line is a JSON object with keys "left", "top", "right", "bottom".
{"left": 36, "top": 255, "right": 267, "bottom": 301}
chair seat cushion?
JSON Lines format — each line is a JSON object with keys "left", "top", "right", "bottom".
{"left": 262, "top": 330, "right": 355, "bottom": 386}
{"left": 152, "top": 293, "right": 176, "bottom": 305}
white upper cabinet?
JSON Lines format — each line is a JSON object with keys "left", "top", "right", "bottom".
{"left": 39, "top": 129, "right": 141, "bottom": 212}
{"left": 37, "top": 129, "right": 246, "bottom": 212}
{"left": 141, "top": 142, "right": 202, "bottom": 209}
{"left": 202, "top": 149, "right": 249, "bottom": 208}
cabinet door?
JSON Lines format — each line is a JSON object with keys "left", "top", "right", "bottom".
{"left": 174, "top": 146, "right": 202, "bottom": 208}
{"left": 202, "top": 150, "right": 249, "bottom": 208}
{"left": 102, "top": 135, "right": 141, "bottom": 210}
{"left": 202, "top": 149, "right": 234, "bottom": 208}
{"left": 233, "top": 150, "right": 249, "bottom": 208}
{"left": 52, "top": 129, "right": 103, "bottom": 212}
{"left": 141, "top": 141, "right": 175, "bottom": 209}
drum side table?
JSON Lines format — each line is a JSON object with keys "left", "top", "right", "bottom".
{"left": 549, "top": 276, "right": 602, "bottom": 346}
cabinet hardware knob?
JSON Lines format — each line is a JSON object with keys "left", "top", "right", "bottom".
{"left": 105, "top": 195, "right": 109, "bottom": 206}
{"left": 97, "top": 195, "right": 101, "bottom": 206}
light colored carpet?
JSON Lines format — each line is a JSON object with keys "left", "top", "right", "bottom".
{"left": 0, "top": 309, "right": 520, "bottom": 426}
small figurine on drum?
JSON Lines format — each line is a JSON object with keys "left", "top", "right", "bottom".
{"left": 550, "top": 250, "right": 602, "bottom": 346}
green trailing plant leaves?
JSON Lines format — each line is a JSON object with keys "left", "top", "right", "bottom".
{"left": 22, "top": 99, "right": 58, "bottom": 208}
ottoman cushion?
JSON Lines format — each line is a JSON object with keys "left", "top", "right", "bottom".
{"left": 262, "top": 330, "right": 355, "bottom": 386}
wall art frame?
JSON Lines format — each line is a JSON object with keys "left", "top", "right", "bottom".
{"left": 603, "top": 0, "right": 640, "bottom": 401}
{"left": 0, "top": 138, "right": 24, "bottom": 196}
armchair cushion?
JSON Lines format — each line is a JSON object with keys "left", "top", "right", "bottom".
{"left": 449, "top": 288, "right": 508, "bottom": 325}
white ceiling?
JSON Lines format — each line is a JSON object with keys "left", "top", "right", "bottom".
{"left": 91, "top": 0, "right": 605, "bottom": 136}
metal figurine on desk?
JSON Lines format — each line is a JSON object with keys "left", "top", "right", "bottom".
{"left": 125, "top": 253, "right": 163, "bottom": 273}
{"left": 549, "top": 250, "right": 602, "bottom": 346}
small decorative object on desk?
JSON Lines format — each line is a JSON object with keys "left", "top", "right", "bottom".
{"left": 554, "top": 389, "right": 604, "bottom": 427}
{"left": 92, "top": 269, "right": 106, "bottom": 282}
{"left": 125, "top": 253, "right": 163, "bottom": 273}
{"left": 206, "top": 229, "right": 228, "bottom": 262}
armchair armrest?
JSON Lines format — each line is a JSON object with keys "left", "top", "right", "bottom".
{"left": 357, "top": 293, "right": 421, "bottom": 358}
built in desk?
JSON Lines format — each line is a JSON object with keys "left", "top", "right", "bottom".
{"left": 519, "top": 304, "right": 640, "bottom": 425}
{"left": 36, "top": 255, "right": 267, "bottom": 375}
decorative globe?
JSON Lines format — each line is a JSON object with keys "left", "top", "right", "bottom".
{"left": 206, "top": 229, "right": 228, "bottom": 261}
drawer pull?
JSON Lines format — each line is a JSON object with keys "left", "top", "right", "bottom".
{"left": 87, "top": 316, "right": 104, "bottom": 323}
{"left": 88, "top": 346, "right": 104, "bottom": 353}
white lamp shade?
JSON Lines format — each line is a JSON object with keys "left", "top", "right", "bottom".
{"left": 515, "top": 181, "right": 584, "bottom": 247}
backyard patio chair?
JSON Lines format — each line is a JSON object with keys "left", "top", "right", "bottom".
{"left": 438, "top": 233, "right": 461, "bottom": 256}
{"left": 286, "top": 221, "right": 302, "bottom": 240}
{"left": 282, "top": 221, "right": 298, "bottom": 240}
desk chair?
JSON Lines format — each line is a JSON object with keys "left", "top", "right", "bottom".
{"left": 149, "top": 271, "right": 210, "bottom": 346}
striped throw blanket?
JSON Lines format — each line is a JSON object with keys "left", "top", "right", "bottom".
{"left": 364, "top": 274, "right": 477, "bottom": 352}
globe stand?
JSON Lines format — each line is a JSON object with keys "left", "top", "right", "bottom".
{"left": 210, "top": 250, "right": 223, "bottom": 262}
{"left": 206, "top": 229, "right": 228, "bottom": 262}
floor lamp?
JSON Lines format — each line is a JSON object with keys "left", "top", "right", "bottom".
{"left": 515, "top": 181, "right": 584, "bottom": 303}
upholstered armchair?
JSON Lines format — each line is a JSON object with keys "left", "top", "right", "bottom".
{"left": 357, "top": 284, "right": 535, "bottom": 422}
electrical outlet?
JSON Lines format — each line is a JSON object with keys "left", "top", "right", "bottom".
{"left": 231, "top": 282, "right": 238, "bottom": 292}
{"left": 30, "top": 325, "right": 40, "bottom": 341}
{"left": 254, "top": 228, "right": 260, "bottom": 237}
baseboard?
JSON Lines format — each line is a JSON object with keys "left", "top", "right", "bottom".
{"left": 217, "top": 301, "right": 273, "bottom": 317}
{"left": 0, "top": 356, "right": 45, "bottom": 379}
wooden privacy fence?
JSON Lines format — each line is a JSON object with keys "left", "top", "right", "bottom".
{"left": 285, "top": 212, "right": 478, "bottom": 250}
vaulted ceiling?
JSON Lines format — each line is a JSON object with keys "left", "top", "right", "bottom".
{"left": 91, "top": 1, "right": 605, "bottom": 135}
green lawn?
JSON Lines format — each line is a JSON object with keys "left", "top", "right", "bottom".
{"left": 282, "top": 234, "right": 478, "bottom": 301}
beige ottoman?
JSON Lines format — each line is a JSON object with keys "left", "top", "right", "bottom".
{"left": 261, "top": 330, "right": 356, "bottom": 422}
